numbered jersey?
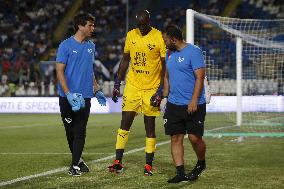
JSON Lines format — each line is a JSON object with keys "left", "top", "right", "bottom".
{"left": 124, "top": 27, "right": 166, "bottom": 90}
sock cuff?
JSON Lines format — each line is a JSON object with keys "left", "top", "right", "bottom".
{"left": 116, "top": 129, "right": 130, "bottom": 150}
{"left": 118, "top": 128, "right": 130, "bottom": 135}
{"left": 145, "top": 137, "right": 156, "bottom": 153}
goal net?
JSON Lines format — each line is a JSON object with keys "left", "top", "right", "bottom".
{"left": 186, "top": 9, "right": 284, "bottom": 137}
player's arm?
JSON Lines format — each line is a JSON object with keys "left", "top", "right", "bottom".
{"left": 188, "top": 68, "right": 205, "bottom": 113}
{"left": 150, "top": 56, "right": 165, "bottom": 106}
{"left": 116, "top": 53, "right": 130, "bottom": 81}
{"left": 56, "top": 62, "right": 82, "bottom": 110}
{"left": 93, "top": 77, "right": 106, "bottom": 106}
{"left": 111, "top": 53, "right": 130, "bottom": 103}
{"left": 160, "top": 69, "right": 169, "bottom": 112}
{"left": 93, "top": 78, "right": 101, "bottom": 93}
{"left": 56, "top": 63, "right": 69, "bottom": 93}
{"left": 112, "top": 31, "right": 130, "bottom": 103}
{"left": 163, "top": 69, "right": 169, "bottom": 97}
{"left": 159, "top": 34, "right": 167, "bottom": 90}
{"left": 160, "top": 57, "right": 166, "bottom": 89}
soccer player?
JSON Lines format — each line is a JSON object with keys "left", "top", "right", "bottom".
{"left": 108, "top": 10, "right": 166, "bottom": 176}
{"left": 161, "top": 25, "right": 207, "bottom": 183}
{"left": 56, "top": 13, "right": 106, "bottom": 176}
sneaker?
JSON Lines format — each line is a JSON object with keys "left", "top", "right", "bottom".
{"left": 108, "top": 160, "right": 124, "bottom": 173}
{"left": 167, "top": 174, "right": 189, "bottom": 183}
{"left": 188, "top": 163, "right": 206, "bottom": 181}
{"left": 144, "top": 164, "right": 153, "bottom": 176}
{"left": 78, "top": 159, "right": 90, "bottom": 173}
{"left": 68, "top": 165, "right": 81, "bottom": 176}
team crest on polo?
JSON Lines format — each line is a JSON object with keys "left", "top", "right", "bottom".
{"left": 88, "top": 49, "right": 93, "bottom": 53}
{"left": 178, "top": 56, "right": 184, "bottom": 62}
{"left": 147, "top": 44, "right": 155, "bottom": 50}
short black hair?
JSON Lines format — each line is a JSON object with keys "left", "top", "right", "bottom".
{"left": 164, "top": 25, "right": 183, "bottom": 41}
{"left": 73, "top": 13, "right": 95, "bottom": 31}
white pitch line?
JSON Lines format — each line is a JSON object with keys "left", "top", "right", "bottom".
{"left": 0, "top": 126, "right": 229, "bottom": 187}
{"left": 205, "top": 125, "right": 237, "bottom": 132}
{"left": 0, "top": 123, "right": 56, "bottom": 129}
{"left": 0, "top": 121, "right": 99, "bottom": 129}
{"left": 0, "top": 140, "right": 170, "bottom": 187}
{"left": 0, "top": 152, "right": 113, "bottom": 155}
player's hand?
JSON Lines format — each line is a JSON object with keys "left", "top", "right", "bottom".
{"left": 66, "top": 92, "right": 81, "bottom": 112}
{"left": 160, "top": 97, "right": 167, "bottom": 113}
{"left": 187, "top": 99, "right": 198, "bottom": 114}
{"left": 74, "top": 93, "right": 85, "bottom": 108}
{"left": 95, "top": 90, "right": 106, "bottom": 106}
{"left": 150, "top": 86, "right": 162, "bottom": 107}
{"left": 112, "top": 79, "right": 120, "bottom": 103}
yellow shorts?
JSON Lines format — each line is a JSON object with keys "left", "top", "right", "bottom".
{"left": 122, "top": 83, "right": 160, "bottom": 116}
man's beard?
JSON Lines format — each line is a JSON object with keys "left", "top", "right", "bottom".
{"left": 167, "top": 45, "right": 176, "bottom": 51}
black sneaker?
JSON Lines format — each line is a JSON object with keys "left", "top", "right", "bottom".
{"left": 188, "top": 163, "right": 206, "bottom": 181}
{"left": 68, "top": 165, "right": 81, "bottom": 176}
{"left": 78, "top": 159, "right": 90, "bottom": 173}
{"left": 167, "top": 174, "right": 189, "bottom": 183}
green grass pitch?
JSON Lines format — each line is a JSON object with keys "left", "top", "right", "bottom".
{"left": 0, "top": 113, "right": 283, "bottom": 188}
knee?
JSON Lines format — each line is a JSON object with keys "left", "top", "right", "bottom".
{"left": 188, "top": 134, "right": 202, "bottom": 145}
{"left": 120, "top": 119, "right": 131, "bottom": 131}
{"left": 120, "top": 119, "right": 132, "bottom": 131}
{"left": 171, "top": 135, "right": 183, "bottom": 144}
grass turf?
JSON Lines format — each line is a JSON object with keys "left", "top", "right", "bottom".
{"left": 0, "top": 113, "right": 283, "bottom": 188}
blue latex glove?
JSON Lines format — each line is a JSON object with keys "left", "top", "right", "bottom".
{"left": 72, "top": 102, "right": 81, "bottom": 112}
{"left": 74, "top": 93, "right": 85, "bottom": 108}
{"left": 66, "top": 92, "right": 81, "bottom": 112}
{"left": 66, "top": 92, "right": 79, "bottom": 107}
{"left": 95, "top": 90, "right": 106, "bottom": 106}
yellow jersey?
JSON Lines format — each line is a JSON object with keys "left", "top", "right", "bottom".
{"left": 124, "top": 27, "right": 166, "bottom": 90}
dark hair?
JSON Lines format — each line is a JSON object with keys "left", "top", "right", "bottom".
{"left": 73, "top": 13, "right": 95, "bottom": 31}
{"left": 164, "top": 25, "right": 183, "bottom": 41}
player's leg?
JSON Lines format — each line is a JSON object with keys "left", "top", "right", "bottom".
{"left": 77, "top": 98, "right": 91, "bottom": 173}
{"left": 70, "top": 99, "right": 91, "bottom": 175}
{"left": 59, "top": 96, "right": 74, "bottom": 153}
{"left": 188, "top": 134, "right": 206, "bottom": 162}
{"left": 143, "top": 115, "right": 156, "bottom": 176}
{"left": 59, "top": 96, "right": 81, "bottom": 176}
{"left": 108, "top": 111, "right": 136, "bottom": 173}
{"left": 116, "top": 111, "right": 136, "bottom": 161}
{"left": 186, "top": 103, "right": 206, "bottom": 181}
{"left": 170, "top": 134, "right": 185, "bottom": 173}
{"left": 142, "top": 88, "right": 161, "bottom": 175}
{"left": 109, "top": 84, "right": 141, "bottom": 173}
{"left": 187, "top": 134, "right": 206, "bottom": 181}
{"left": 164, "top": 102, "right": 189, "bottom": 183}
{"left": 167, "top": 135, "right": 189, "bottom": 183}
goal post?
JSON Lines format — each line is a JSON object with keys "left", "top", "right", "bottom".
{"left": 186, "top": 9, "right": 284, "bottom": 137}
{"left": 236, "top": 37, "right": 243, "bottom": 126}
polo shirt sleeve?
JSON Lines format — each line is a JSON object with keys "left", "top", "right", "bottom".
{"left": 56, "top": 42, "right": 68, "bottom": 64}
{"left": 123, "top": 32, "right": 130, "bottom": 54}
{"left": 191, "top": 47, "right": 205, "bottom": 70}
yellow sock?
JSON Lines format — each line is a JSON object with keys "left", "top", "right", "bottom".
{"left": 145, "top": 137, "right": 156, "bottom": 153}
{"left": 115, "top": 129, "right": 130, "bottom": 149}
